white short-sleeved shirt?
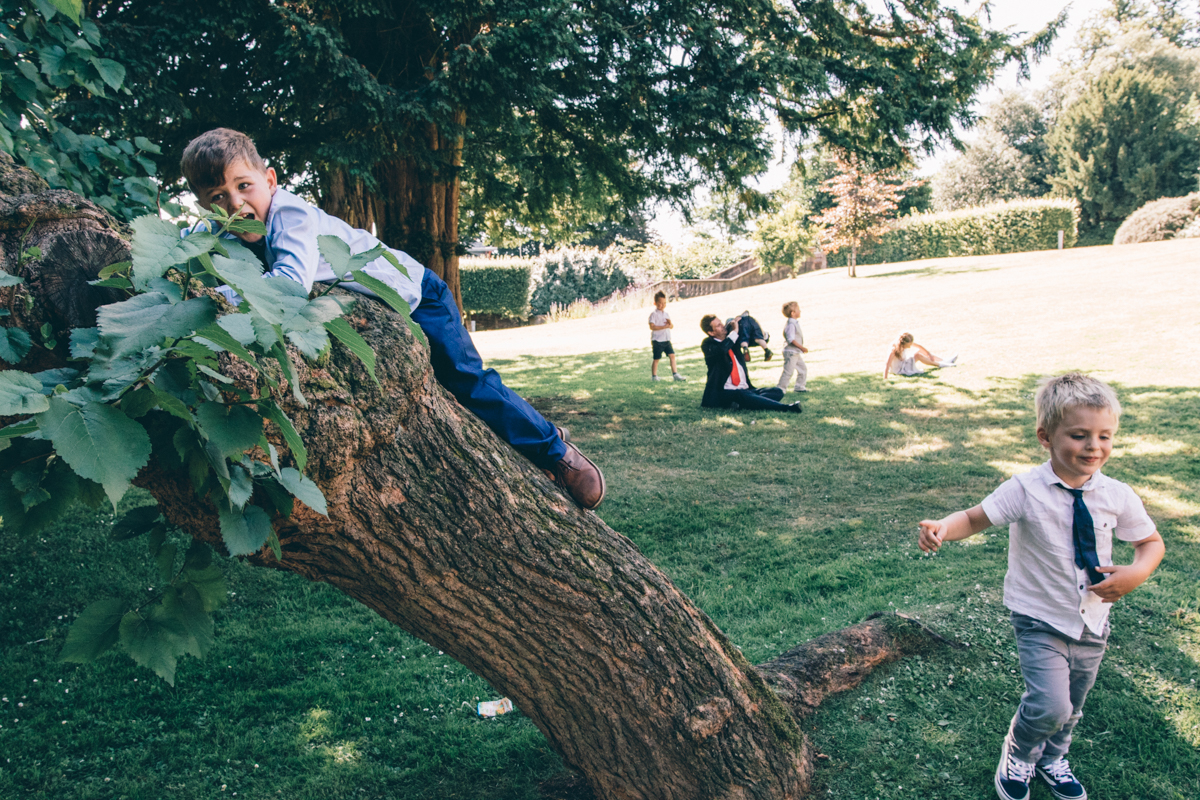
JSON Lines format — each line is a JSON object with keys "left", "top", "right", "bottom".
{"left": 981, "top": 460, "right": 1156, "bottom": 638}
{"left": 649, "top": 309, "right": 671, "bottom": 342}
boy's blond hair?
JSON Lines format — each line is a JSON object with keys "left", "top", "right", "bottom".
{"left": 782, "top": 301, "right": 799, "bottom": 316}
{"left": 181, "top": 128, "right": 267, "bottom": 192}
{"left": 1035, "top": 372, "right": 1122, "bottom": 434}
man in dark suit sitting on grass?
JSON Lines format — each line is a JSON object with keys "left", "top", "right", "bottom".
{"left": 700, "top": 314, "right": 802, "bottom": 413}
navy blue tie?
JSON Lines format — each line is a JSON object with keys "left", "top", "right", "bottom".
{"left": 1059, "top": 485, "right": 1103, "bottom": 586}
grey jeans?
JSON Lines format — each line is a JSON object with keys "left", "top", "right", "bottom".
{"left": 1005, "top": 612, "right": 1109, "bottom": 764}
{"left": 776, "top": 349, "right": 807, "bottom": 391}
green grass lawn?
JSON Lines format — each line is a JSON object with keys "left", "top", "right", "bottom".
{"left": 3, "top": 311, "right": 1199, "bottom": 798}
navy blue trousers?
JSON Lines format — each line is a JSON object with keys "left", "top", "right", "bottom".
{"left": 411, "top": 270, "right": 566, "bottom": 470}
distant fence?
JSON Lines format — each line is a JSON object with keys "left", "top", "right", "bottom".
{"left": 648, "top": 251, "right": 826, "bottom": 299}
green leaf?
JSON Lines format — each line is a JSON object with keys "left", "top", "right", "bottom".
{"left": 98, "top": 261, "right": 131, "bottom": 279}
{"left": 266, "top": 528, "right": 283, "bottom": 561}
{"left": 155, "top": 543, "right": 177, "bottom": 582}
{"left": 218, "top": 503, "right": 273, "bottom": 557}
{"left": 227, "top": 463, "right": 253, "bottom": 509}
{"left": 120, "top": 385, "right": 157, "bottom": 419}
{"left": 91, "top": 58, "right": 125, "bottom": 91}
{"left": 131, "top": 216, "right": 219, "bottom": 291}
{"left": 0, "top": 419, "right": 39, "bottom": 439}
{"left": 278, "top": 467, "right": 328, "bottom": 517}
{"left": 88, "top": 276, "right": 134, "bottom": 290}
{"left": 196, "top": 402, "right": 262, "bottom": 459}
{"left": 269, "top": 341, "right": 307, "bottom": 408}
{"left": 119, "top": 606, "right": 182, "bottom": 685}
{"left": 0, "top": 370, "right": 50, "bottom": 415}
{"left": 0, "top": 327, "right": 33, "bottom": 364}
{"left": 182, "top": 540, "right": 212, "bottom": 572}
{"left": 200, "top": 254, "right": 296, "bottom": 325}
{"left": 37, "top": 397, "right": 152, "bottom": 508}
{"left": 260, "top": 401, "right": 306, "bottom": 472}
{"left": 48, "top": 0, "right": 82, "bottom": 25}
{"left": 69, "top": 327, "right": 99, "bottom": 359}
{"left": 0, "top": 272, "right": 24, "bottom": 287}
{"left": 217, "top": 313, "right": 256, "bottom": 346}
{"left": 180, "top": 563, "right": 226, "bottom": 612}
{"left": 324, "top": 318, "right": 378, "bottom": 386}
{"left": 161, "top": 584, "right": 214, "bottom": 659}
{"left": 58, "top": 599, "right": 124, "bottom": 663}
{"left": 148, "top": 384, "right": 193, "bottom": 425}
{"left": 193, "top": 321, "right": 257, "bottom": 366}
{"left": 110, "top": 505, "right": 161, "bottom": 541}
{"left": 97, "top": 294, "right": 217, "bottom": 357}
{"left": 350, "top": 267, "right": 425, "bottom": 345}
{"left": 285, "top": 327, "right": 329, "bottom": 360}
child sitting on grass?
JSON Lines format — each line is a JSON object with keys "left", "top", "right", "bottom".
{"left": 180, "top": 128, "right": 604, "bottom": 509}
{"left": 917, "top": 373, "right": 1163, "bottom": 800}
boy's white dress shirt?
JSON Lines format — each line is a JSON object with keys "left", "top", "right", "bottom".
{"left": 648, "top": 308, "right": 671, "bottom": 342}
{"left": 192, "top": 187, "right": 426, "bottom": 309}
{"left": 981, "top": 460, "right": 1156, "bottom": 638}
{"left": 782, "top": 317, "right": 803, "bottom": 351}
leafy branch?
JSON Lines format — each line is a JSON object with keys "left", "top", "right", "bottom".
{"left": 0, "top": 206, "right": 414, "bottom": 683}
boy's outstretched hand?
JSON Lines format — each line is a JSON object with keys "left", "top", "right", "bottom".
{"left": 918, "top": 520, "right": 946, "bottom": 553}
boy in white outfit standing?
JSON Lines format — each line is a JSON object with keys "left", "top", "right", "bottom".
{"left": 917, "top": 373, "right": 1164, "bottom": 800}
{"left": 776, "top": 301, "right": 808, "bottom": 392}
{"left": 648, "top": 291, "right": 686, "bottom": 382}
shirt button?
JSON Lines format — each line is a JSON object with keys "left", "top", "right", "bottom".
{"left": 1079, "top": 585, "right": 1085, "bottom": 590}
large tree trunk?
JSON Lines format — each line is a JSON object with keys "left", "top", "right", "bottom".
{"left": 317, "top": 114, "right": 465, "bottom": 310}
{"left": 1, "top": 158, "right": 948, "bottom": 800}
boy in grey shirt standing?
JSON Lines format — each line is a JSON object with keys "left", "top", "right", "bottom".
{"left": 917, "top": 373, "right": 1163, "bottom": 800}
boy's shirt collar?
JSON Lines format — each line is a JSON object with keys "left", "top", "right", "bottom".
{"left": 1037, "top": 460, "right": 1103, "bottom": 492}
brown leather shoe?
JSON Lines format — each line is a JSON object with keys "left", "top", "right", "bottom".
{"left": 550, "top": 442, "right": 605, "bottom": 509}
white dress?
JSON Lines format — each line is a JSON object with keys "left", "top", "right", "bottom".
{"left": 892, "top": 347, "right": 924, "bottom": 376}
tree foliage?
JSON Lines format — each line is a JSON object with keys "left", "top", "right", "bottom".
{"left": 0, "top": 0, "right": 165, "bottom": 219}
{"left": 0, "top": 207, "right": 419, "bottom": 684}
{"left": 932, "top": 92, "right": 1054, "bottom": 211}
{"left": 73, "top": 0, "right": 1044, "bottom": 240}
{"left": 1046, "top": 65, "right": 1200, "bottom": 237}
{"left": 810, "top": 155, "right": 921, "bottom": 277}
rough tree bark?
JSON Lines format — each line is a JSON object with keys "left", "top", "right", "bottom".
{"left": 1, "top": 159, "right": 950, "bottom": 800}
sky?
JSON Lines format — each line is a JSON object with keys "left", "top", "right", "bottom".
{"left": 648, "top": 0, "right": 1115, "bottom": 242}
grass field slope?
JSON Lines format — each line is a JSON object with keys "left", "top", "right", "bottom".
{"left": 2, "top": 241, "right": 1197, "bottom": 800}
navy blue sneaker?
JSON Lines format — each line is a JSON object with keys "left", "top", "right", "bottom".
{"left": 1036, "top": 758, "right": 1087, "bottom": 800}
{"left": 994, "top": 739, "right": 1035, "bottom": 800}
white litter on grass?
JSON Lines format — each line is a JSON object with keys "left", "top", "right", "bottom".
{"left": 728, "top": 451, "right": 739, "bottom": 456}
{"left": 477, "top": 698, "right": 513, "bottom": 718}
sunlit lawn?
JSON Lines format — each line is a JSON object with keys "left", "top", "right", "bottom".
{"left": 2, "top": 250, "right": 1198, "bottom": 799}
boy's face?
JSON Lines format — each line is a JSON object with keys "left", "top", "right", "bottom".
{"left": 197, "top": 160, "right": 278, "bottom": 242}
{"left": 790, "top": 306, "right": 800, "bottom": 318}
{"left": 654, "top": 297, "right": 666, "bottom": 311}
{"left": 1037, "top": 405, "right": 1117, "bottom": 488}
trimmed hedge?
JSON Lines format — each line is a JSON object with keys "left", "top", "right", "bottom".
{"left": 828, "top": 198, "right": 1080, "bottom": 267}
{"left": 460, "top": 257, "right": 535, "bottom": 318}
{"left": 1113, "top": 193, "right": 1200, "bottom": 245}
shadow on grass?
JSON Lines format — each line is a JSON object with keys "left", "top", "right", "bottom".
{"left": 3, "top": 354, "right": 1197, "bottom": 800}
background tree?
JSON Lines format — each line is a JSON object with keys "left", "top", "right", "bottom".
{"left": 1046, "top": 66, "right": 1200, "bottom": 241}
{"left": 810, "top": 154, "right": 921, "bottom": 277}
{"left": 932, "top": 92, "right": 1054, "bottom": 211}
{"left": 67, "top": 0, "right": 1054, "bottom": 308}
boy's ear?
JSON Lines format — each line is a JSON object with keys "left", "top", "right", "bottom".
{"left": 265, "top": 167, "right": 278, "bottom": 193}
{"left": 1036, "top": 426, "right": 1052, "bottom": 449}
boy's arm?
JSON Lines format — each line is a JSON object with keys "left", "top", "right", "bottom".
{"left": 1089, "top": 531, "right": 1165, "bottom": 602}
{"left": 918, "top": 505, "right": 993, "bottom": 553}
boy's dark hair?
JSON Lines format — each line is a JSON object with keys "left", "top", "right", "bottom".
{"left": 653, "top": 290, "right": 667, "bottom": 302}
{"left": 700, "top": 314, "right": 718, "bottom": 334}
{"left": 181, "top": 128, "right": 267, "bottom": 191}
